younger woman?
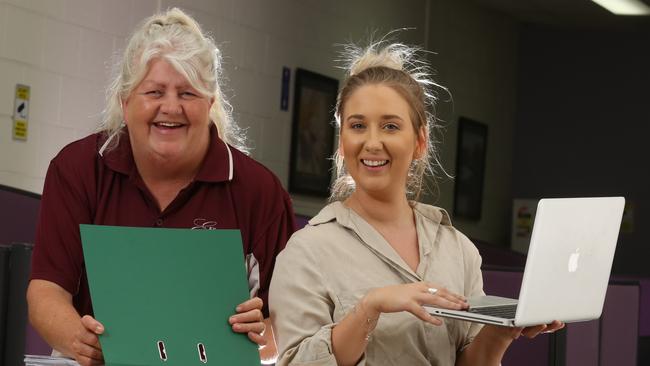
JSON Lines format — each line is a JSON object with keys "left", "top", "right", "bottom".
{"left": 269, "top": 41, "right": 562, "bottom": 366}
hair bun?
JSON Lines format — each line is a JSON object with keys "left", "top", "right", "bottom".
{"left": 145, "top": 8, "right": 203, "bottom": 36}
{"left": 345, "top": 42, "right": 406, "bottom": 75}
{"left": 338, "top": 35, "right": 444, "bottom": 109}
{"left": 339, "top": 36, "right": 421, "bottom": 75}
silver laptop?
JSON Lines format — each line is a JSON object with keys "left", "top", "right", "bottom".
{"left": 424, "top": 197, "right": 625, "bottom": 327}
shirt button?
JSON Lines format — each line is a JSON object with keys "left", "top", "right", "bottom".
{"left": 155, "top": 218, "right": 163, "bottom": 226}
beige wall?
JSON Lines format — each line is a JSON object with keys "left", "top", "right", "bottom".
{"left": 0, "top": 0, "right": 518, "bottom": 245}
{"left": 0, "top": 0, "right": 427, "bottom": 193}
{"left": 425, "top": 1, "right": 518, "bottom": 246}
{"left": 0, "top": 0, "right": 158, "bottom": 193}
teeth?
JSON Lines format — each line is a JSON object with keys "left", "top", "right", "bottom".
{"left": 362, "top": 159, "right": 388, "bottom": 167}
{"left": 155, "top": 122, "right": 183, "bottom": 127}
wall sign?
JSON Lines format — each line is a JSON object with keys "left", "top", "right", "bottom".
{"left": 13, "top": 84, "right": 30, "bottom": 141}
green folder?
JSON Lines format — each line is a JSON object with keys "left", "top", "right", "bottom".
{"left": 80, "top": 225, "right": 259, "bottom": 366}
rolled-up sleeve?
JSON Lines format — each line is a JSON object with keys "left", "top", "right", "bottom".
{"left": 269, "top": 232, "right": 340, "bottom": 366}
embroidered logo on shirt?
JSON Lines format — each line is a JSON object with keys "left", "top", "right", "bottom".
{"left": 191, "top": 218, "right": 217, "bottom": 230}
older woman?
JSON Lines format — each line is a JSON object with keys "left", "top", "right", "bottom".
{"left": 27, "top": 8, "right": 295, "bottom": 365}
{"left": 269, "top": 41, "right": 563, "bottom": 366}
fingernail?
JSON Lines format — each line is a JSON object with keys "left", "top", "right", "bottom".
{"left": 96, "top": 325, "right": 103, "bottom": 333}
{"left": 229, "top": 316, "right": 235, "bottom": 323}
{"left": 236, "top": 305, "right": 242, "bottom": 312}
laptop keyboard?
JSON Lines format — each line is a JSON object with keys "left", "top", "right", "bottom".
{"left": 468, "top": 304, "right": 517, "bottom": 319}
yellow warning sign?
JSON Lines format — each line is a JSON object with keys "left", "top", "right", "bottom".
{"left": 16, "top": 85, "right": 30, "bottom": 100}
{"left": 13, "top": 120, "right": 28, "bottom": 140}
{"left": 13, "top": 84, "right": 30, "bottom": 141}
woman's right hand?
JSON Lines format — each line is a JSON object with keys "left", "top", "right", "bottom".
{"left": 362, "top": 282, "right": 468, "bottom": 326}
{"left": 71, "top": 315, "right": 105, "bottom": 366}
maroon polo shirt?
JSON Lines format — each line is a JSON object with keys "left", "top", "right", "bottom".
{"left": 31, "top": 124, "right": 296, "bottom": 317}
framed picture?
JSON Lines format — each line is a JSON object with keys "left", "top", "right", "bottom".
{"left": 453, "top": 117, "right": 488, "bottom": 220}
{"left": 288, "top": 68, "right": 339, "bottom": 197}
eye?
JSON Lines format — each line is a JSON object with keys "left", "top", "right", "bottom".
{"left": 383, "top": 122, "right": 400, "bottom": 131}
{"left": 348, "top": 121, "right": 365, "bottom": 130}
{"left": 144, "top": 90, "right": 163, "bottom": 97}
{"left": 180, "top": 91, "right": 199, "bottom": 99}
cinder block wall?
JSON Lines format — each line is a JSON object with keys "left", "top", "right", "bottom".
{"left": 0, "top": 0, "right": 519, "bottom": 246}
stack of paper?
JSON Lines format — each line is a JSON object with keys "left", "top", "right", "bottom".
{"left": 24, "top": 355, "right": 80, "bottom": 366}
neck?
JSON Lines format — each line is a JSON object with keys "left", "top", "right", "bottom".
{"left": 133, "top": 138, "right": 211, "bottom": 199}
{"left": 138, "top": 152, "right": 201, "bottom": 182}
{"left": 134, "top": 154, "right": 203, "bottom": 212}
{"left": 345, "top": 189, "right": 413, "bottom": 225}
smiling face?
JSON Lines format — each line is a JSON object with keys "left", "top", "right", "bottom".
{"left": 123, "top": 58, "right": 214, "bottom": 169}
{"left": 340, "top": 84, "right": 425, "bottom": 199}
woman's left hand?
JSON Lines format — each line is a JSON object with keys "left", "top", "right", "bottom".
{"left": 489, "top": 320, "right": 565, "bottom": 342}
{"left": 519, "top": 320, "right": 565, "bottom": 339}
{"left": 458, "top": 320, "right": 566, "bottom": 365}
{"left": 229, "top": 297, "right": 267, "bottom": 346}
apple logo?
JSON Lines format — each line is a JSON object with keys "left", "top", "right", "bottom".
{"left": 568, "top": 248, "right": 580, "bottom": 273}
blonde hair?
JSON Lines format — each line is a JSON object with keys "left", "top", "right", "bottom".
{"left": 100, "top": 7, "right": 246, "bottom": 153}
{"left": 330, "top": 39, "right": 447, "bottom": 202}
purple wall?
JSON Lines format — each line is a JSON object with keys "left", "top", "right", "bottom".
{"left": 599, "top": 283, "right": 639, "bottom": 365}
{"left": 0, "top": 185, "right": 40, "bottom": 244}
{"left": 513, "top": 26, "right": 650, "bottom": 276}
{"left": 484, "top": 270, "right": 641, "bottom": 365}
{"left": 565, "top": 320, "right": 600, "bottom": 366}
{"left": 483, "top": 270, "right": 551, "bottom": 366}
{"left": 0, "top": 186, "right": 51, "bottom": 356}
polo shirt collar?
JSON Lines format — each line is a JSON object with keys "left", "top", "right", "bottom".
{"left": 309, "top": 202, "right": 430, "bottom": 282}
{"left": 309, "top": 201, "right": 451, "bottom": 227}
{"left": 194, "top": 124, "right": 233, "bottom": 183}
{"left": 99, "top": 129, "right": 134, "bottom": 176}
{"left": 310, "top": 201, "right": 452, "bottom": 282}
{"left": 100, "top": 123, "right": 233, "bottom": 183}
{"left": 308, "top": 201, "right": 340, "bottom": 226}
{"left": 412, "top": 203, "right": 451, "bottom": 259}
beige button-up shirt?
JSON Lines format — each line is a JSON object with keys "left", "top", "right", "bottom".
{"left": 270, "top": 202, "right": 485, "bottom": 365}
